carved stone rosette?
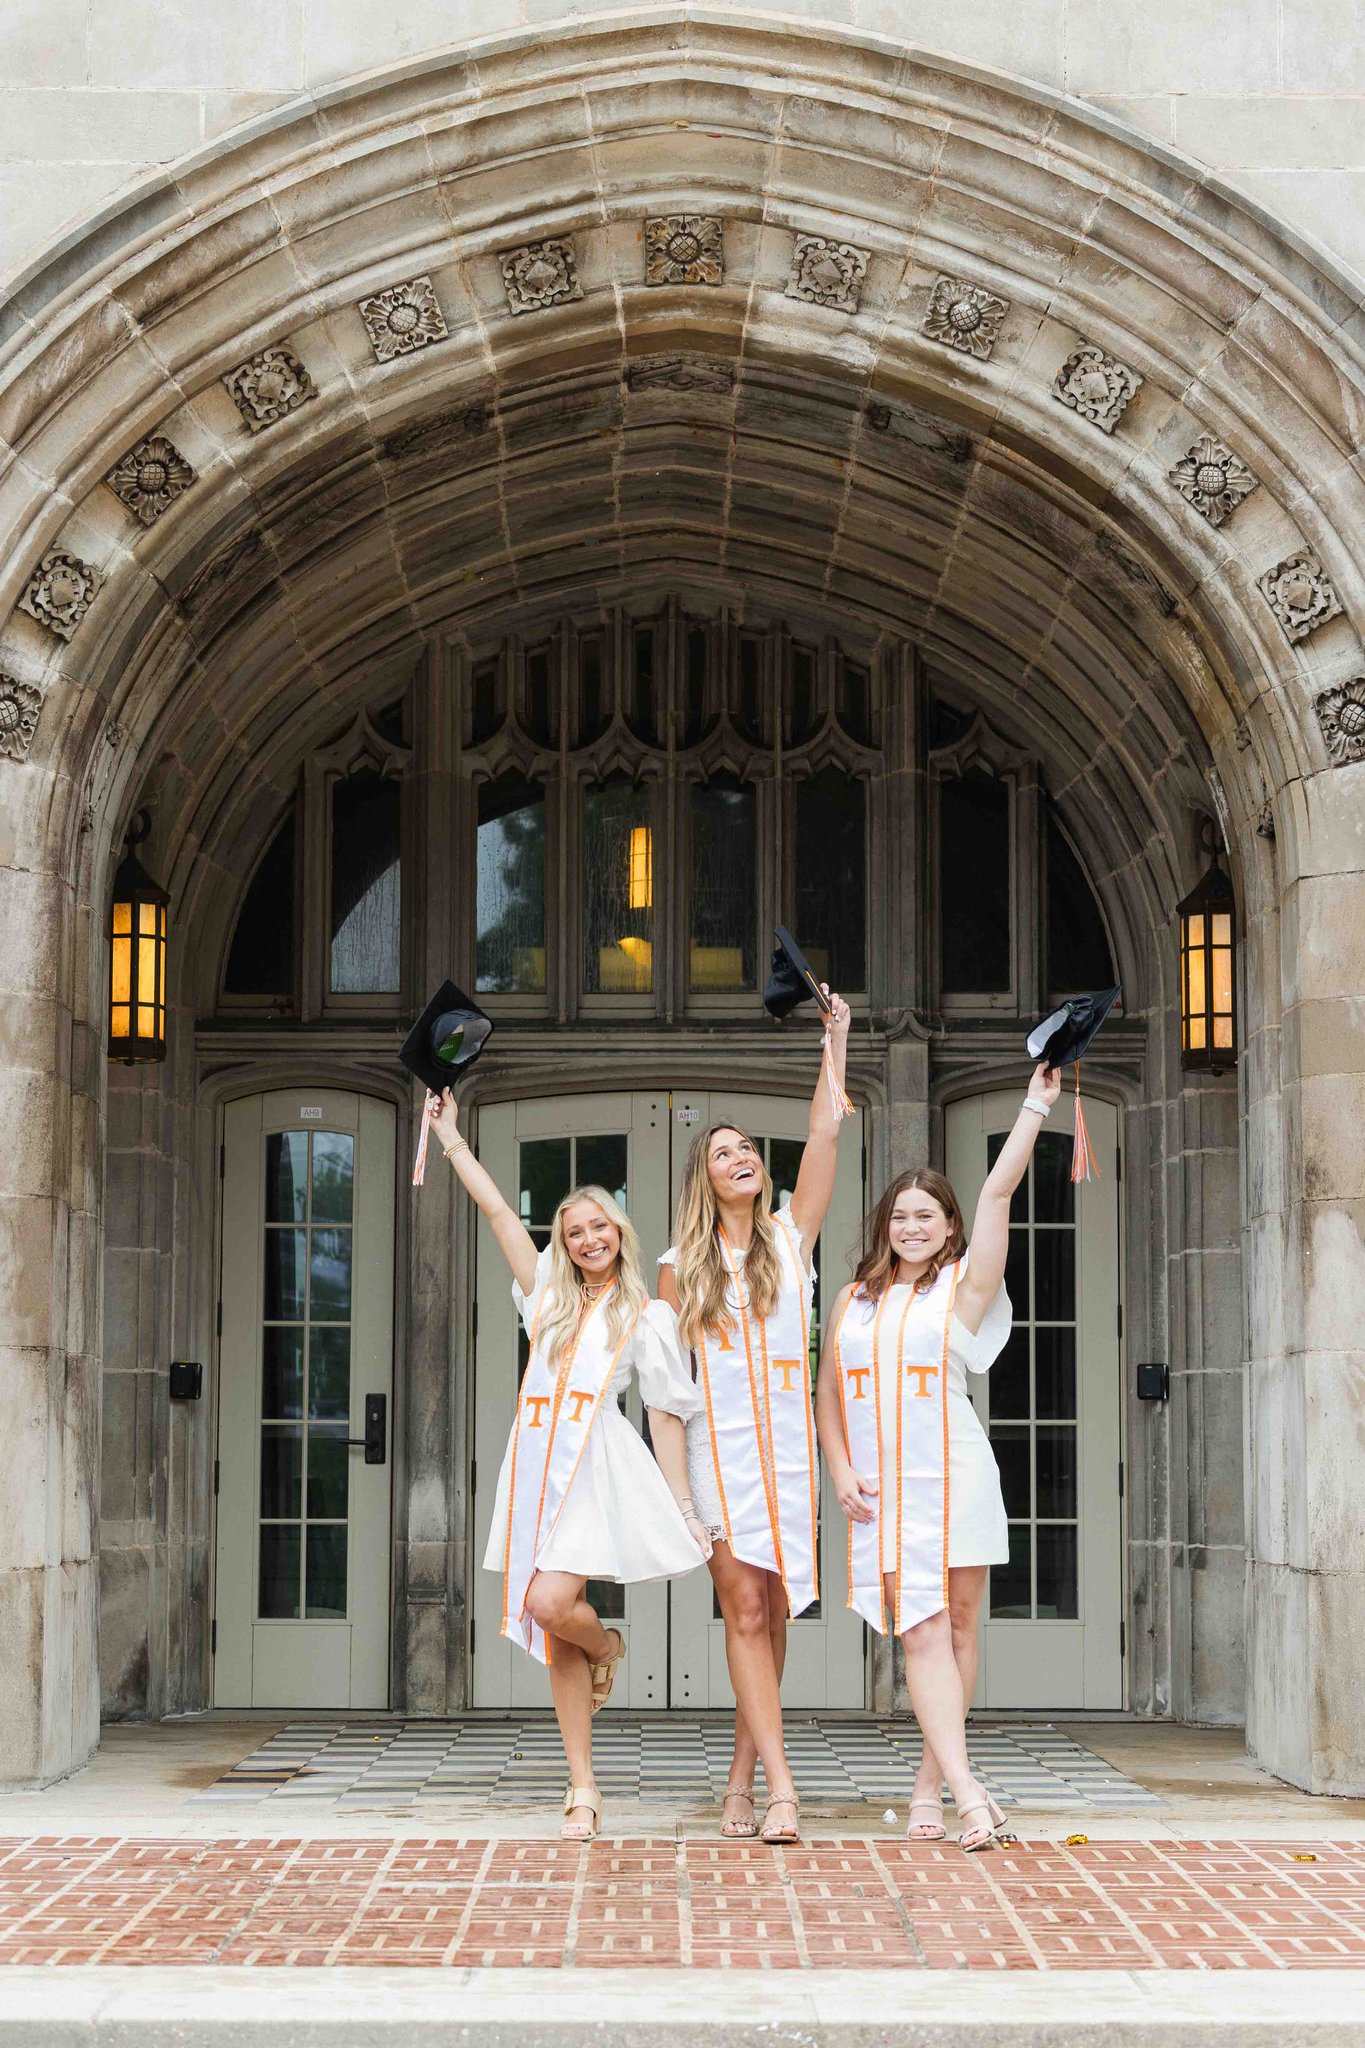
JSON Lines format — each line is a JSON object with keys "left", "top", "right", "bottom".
{"left": 1168, "top": 434, "right": 1259, "bottom": 526}
{"left": 358, "top": 276, "right": 449, "bottom": 361}
{"left": 18, "top": 549, "right": 105, "bottom": 641}
{"left": 0, "top": 674, "right": 42, "bottom": 762}
{"left": 105, "top": 434, "right": 196, "bottom": 526}
{"left": 500, "top": 239, "right": 583, "bottom": 314}
{"left": 1314, "top": 678, "right": 1365, "bottom": 765}
{"left": 222, "top": 346, "right": 318, "bottom": 432}
{"left": 1258, "top": 550, "right": 1344, "bottom": 643}
{"left": 786, "top": 234, "right": 869, "bottom": 313}
{"left": 644, "top": 215, "right": 724, "bottom": 287}
{"left": 1053, "top": 344, "right": 1142, "bottom": 433}
{"left": 921, "top": 275, "right": 1009, "bottom": 361}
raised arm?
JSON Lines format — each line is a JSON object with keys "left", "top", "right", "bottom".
{"left": 955, "top": 1061, "right": 1062, "bottom": 1334}
{"left": 426, "top": 1087, "right": 539, "bottom": 1296}
{"left": 814, "top": 1283, "right": 876, "bottom": 1525}
{"left": 789, "top": 989, "right": 852, "bottom": 1254}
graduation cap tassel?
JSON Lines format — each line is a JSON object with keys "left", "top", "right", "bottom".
{"left": 1069, "top": 1062, "right": 1098, "bottom": 1185}
{"left": 412, "top": 1091, "right": 435, "bottom": 1188}
{"left": 822, "top": 1032, "right": 856, "bottom": 1123}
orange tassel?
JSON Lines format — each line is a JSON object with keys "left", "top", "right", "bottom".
{"left": 412, "top": 1092, "right": 434, "bottom": 1186}
{"left": 822, "top": 1032, "right": 856, "bottom": 1122}
{"left": 1070, "top": 1063, "right": 1098, "bottom": 1184}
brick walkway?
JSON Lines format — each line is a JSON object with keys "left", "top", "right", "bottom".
{"left": 1, "top": 1836, "right": 1362, "bottom": 1970}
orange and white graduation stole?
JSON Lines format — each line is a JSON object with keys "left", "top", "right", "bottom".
{"left": 501, "top": 1282, "right": 638, "bottom": 1665}
{"left": 693, "top": 1213, "right": 819, "bottom": 1618}
{"left": 832, "top": 1259, "right": 961, "bottom": 1635}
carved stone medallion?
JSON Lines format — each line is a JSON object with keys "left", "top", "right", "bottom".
{"left": 500, "top": 238, "right": 582, "bottom": 314}
{"left": 921, "top": 276, "right": 1009, "bottom": 361}
{"left": 1168, "top": 434, "right": 1259, "bottom": 526}
{"left": 19, "top": 549, "right": 105, "bottom": 640}
{"left": 105, "top": 434, "right": 196, "bottom": 526}
{"left": 786, "top": 234, "right": 869, "bottom": 313}
{"left": 1258, "top": 550, "right": 1344, "bottom": 643}
{"left": 625, "top": 355, "right": 733, "bottom": 394}
{"left": 645, "top": 215, "right": 724, "bottom": 287}
{"left": 0, "top": 674, "right": 42, "bottom": 761}
{"left": 358, "top": 276, "right": 449, "bottom": 362}
{"left": 1053, "top": 344, "right": 1142, "bottom": 433}
{"left": 1314, "top": 678, "right": 1365, "bottom": 765}
{"left": 222, "top": 346, "right": 317, "bottom": 432}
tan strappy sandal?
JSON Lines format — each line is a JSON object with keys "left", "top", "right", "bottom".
{"left": 588, "top": 1627, "right": 626, "bottom": 1714}
{"left": 760, "top": 1792, "right": 801, "bottom": 1844}
{"left": 720, "top": 1783, "right": 758, "bottom": 1838}
{"left": 561, "top": 1785, "right": 601, "bottom": 1841}
{"left": 906, "top": 1798, "right": 947, "bottom": 1840}
{"left": 958, "top": 1793, "right": 1006, "bottom": 1853}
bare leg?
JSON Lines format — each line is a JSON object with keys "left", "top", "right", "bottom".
{"left": 526, "top": 1572, "right": 618, "bottom": 1836}
{"left": 910, "top": 1567, "right": 987, "bottom": 1824}
{"left": 710, "top": 1545, "right": 797, "bottom": 1824}
{"left": 887, "top": 1573, "right": 994, "bottom": 1836}
{"left": 727, "top": 1570, "right": 788, "bottom": 1805}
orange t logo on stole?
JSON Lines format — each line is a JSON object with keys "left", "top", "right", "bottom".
{"left": 771, "top": 1358, "right": 803, "bottom": 1394}
{"left": 566, "top": 1389, "right": 595, "bottom": 1424}
{"left": 844, "top": 1366, "right": 871, "bottom": 1401}
{"left": 904, "top": 1363, "right": 939, "bottom": 1398}
{"left": 524, "top": 1395, "right": 551, "bottom": 1427}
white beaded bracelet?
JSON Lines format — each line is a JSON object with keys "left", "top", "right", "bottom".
{"left": 1022, "top": 1096, "right": 1052, "bottom": 1118}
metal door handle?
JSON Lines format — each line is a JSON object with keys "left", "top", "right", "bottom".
{"left": 342, "top": 1393, "right": 387, "bottom": 1464}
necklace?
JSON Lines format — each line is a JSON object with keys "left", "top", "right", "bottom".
{"left": 580, "top": 1278, "right": 611, "bottom": 1299}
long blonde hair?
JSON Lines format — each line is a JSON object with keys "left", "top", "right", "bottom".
{"left": 672, "top": 1124, "right": 782, "bottom": 1350}
{"left": 537, "top": 1184, "right": 648, "bottom": 1365}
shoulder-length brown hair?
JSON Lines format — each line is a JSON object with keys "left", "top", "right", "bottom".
{"left": 671, "top": 1123, "right": 782, "bottom": 1350}
{"left": 853, "top": 1169, "right": 966, "bottom": 1305}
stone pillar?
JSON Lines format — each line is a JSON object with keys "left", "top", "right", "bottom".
{"left": 1246, "top": 767, "right": 1365, "bottom": 1794}
{"left": 0, "top": 852, "right": 101, "bottom": 1786}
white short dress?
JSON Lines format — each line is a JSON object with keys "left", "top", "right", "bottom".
{"left": 660, "top": 1204, "right": 816, "bottom": 1543}
{"left": 481, "top": 1245, "right": 706, "bottom": 1585}
{"left": 873, "top": 1279, "right": 1013, "bottom": 1571}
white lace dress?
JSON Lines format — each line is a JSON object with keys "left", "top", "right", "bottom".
{"left": 659, "top": 1204, "right": 816, "bottom": 1542}
{"left": 481, "top": 1246, "right": 707, "bottom": 1584}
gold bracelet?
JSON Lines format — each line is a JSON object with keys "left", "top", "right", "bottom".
{"left": 444, "top": 1140, "right": 468, "bottom": 1160}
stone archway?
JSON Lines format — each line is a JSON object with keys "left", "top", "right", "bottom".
{"left": 1, "top": 11, "right": 1361, "bottom": 1791}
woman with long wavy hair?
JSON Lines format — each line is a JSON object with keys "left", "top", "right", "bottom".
{"left": 815, "top": 1060, "right": 1061, "bottom": 1851}
{"left": 427, "top": 1088, "right": 709, "bottom": 1841}
{"left": 658, "top": 993, "right": 852, "bottom": 1844}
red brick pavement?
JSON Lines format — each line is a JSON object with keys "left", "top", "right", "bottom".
{"left": 0, "top": 1837, "right": 1361, "bottom": 1970}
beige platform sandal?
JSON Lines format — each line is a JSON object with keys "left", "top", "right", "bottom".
{"left": 760, "top": 1792, "right": 801, "bottom": 1844}
{"left": 588, "top": 1627, "right": 626, "bottom": 1715}
{"left": 561, "top": 1785, "right": 601, "bottom": 1841}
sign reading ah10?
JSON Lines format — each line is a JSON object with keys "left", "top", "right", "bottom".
{"left": 676, "top": 1106, "right": 700, "bottom": 1124}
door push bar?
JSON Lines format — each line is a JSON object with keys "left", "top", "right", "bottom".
{"left": 343, "top": 1392, "right": 387, "bottom": 1465}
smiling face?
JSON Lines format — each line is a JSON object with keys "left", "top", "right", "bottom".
{"left": 560, "top": 1198, "right": 621, "bottom": 1282}
{"left": 706, "top": 1127, "right": 762, "bottom": 1205}
{"left": 887, "top": 1187, "right": 952, "bottom": 1273}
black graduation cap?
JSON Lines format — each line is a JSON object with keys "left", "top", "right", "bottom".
{"left": 1026, "top": 987, "right": 1122, "bottom": 1069}
{"left": 763, "top": 925, "right": 833, "bottom": 1020}
{"left": 398, "top": 980, "right": 494, "bottom": 1097}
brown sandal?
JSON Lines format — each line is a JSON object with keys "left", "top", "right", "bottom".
{"left": 760, "top": 1793, "right": 800, "bottom": 1844}
{"left": 720, "top": 1784, "right": 758, "bottom": 1838}
{"left": 587, "top": 1627, "right": 626, "bottom": 1714}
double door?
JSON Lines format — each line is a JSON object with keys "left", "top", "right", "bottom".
{"left": 469, "top": 1088, "right": 867, "bottom": 1709}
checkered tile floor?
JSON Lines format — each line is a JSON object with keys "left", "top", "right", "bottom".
{"left": 194, "top": 1718, "right": 1164, "bottom": 1810}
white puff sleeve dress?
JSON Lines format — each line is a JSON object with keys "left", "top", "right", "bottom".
{"left": 480, "top": 1245, "right": 707, "bottom": 1585}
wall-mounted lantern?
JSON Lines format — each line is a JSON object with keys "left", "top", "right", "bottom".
{"left": 109, "top": 810, "right": 169, "bottom": 1063}
{"left": 1177, "top": 832, "right": 1236, "bottom": 1072}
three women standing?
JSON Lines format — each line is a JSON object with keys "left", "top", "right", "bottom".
{"left": 658, "top": 994, "right": 852, "bottom": 1843}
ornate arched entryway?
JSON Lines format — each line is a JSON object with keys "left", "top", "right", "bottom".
{"left": 1, "top": 12, "right": 1361, "bottom": 1792}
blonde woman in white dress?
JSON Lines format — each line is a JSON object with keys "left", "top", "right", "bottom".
{"left": 815, "top": 1061, "right": 1061, "bottom": 1851}
{"left": 658, "top": 994, "right": 851, "bottom": 1844}
{"left": 427, "top": 1089, "right": 710, "bottom": 1841}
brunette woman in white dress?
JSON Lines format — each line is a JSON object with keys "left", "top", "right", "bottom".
{"left": 658, "top": 994, "right": 851, "bottom": 1844}
{"left": 427, "top": 1089, "right": 710, "bottom": 1841}
{"left": 815, "top": 1061, "right": 1061, "bottom": 1851}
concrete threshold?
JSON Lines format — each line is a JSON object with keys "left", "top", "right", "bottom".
{"left": 0, "top": 1969, "right": 1362, "bottom": 2047}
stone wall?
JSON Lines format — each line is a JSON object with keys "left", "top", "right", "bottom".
{"left": 2, "top": 2, "right": 1364, "bottom": 288}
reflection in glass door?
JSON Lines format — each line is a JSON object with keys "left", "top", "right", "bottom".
{"left": 215, "top": 1091, "right": 394, "bottom": 1708}
{"left": 947, "top": 1091, "right": 1122, "bottom": 1708}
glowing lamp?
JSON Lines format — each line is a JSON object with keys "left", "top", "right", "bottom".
{"left": 109, "top": 813, "right": 169, "bottom": 1063}
{"left": 1177, "top": 851, "right": 1236, "bottom": 1072}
